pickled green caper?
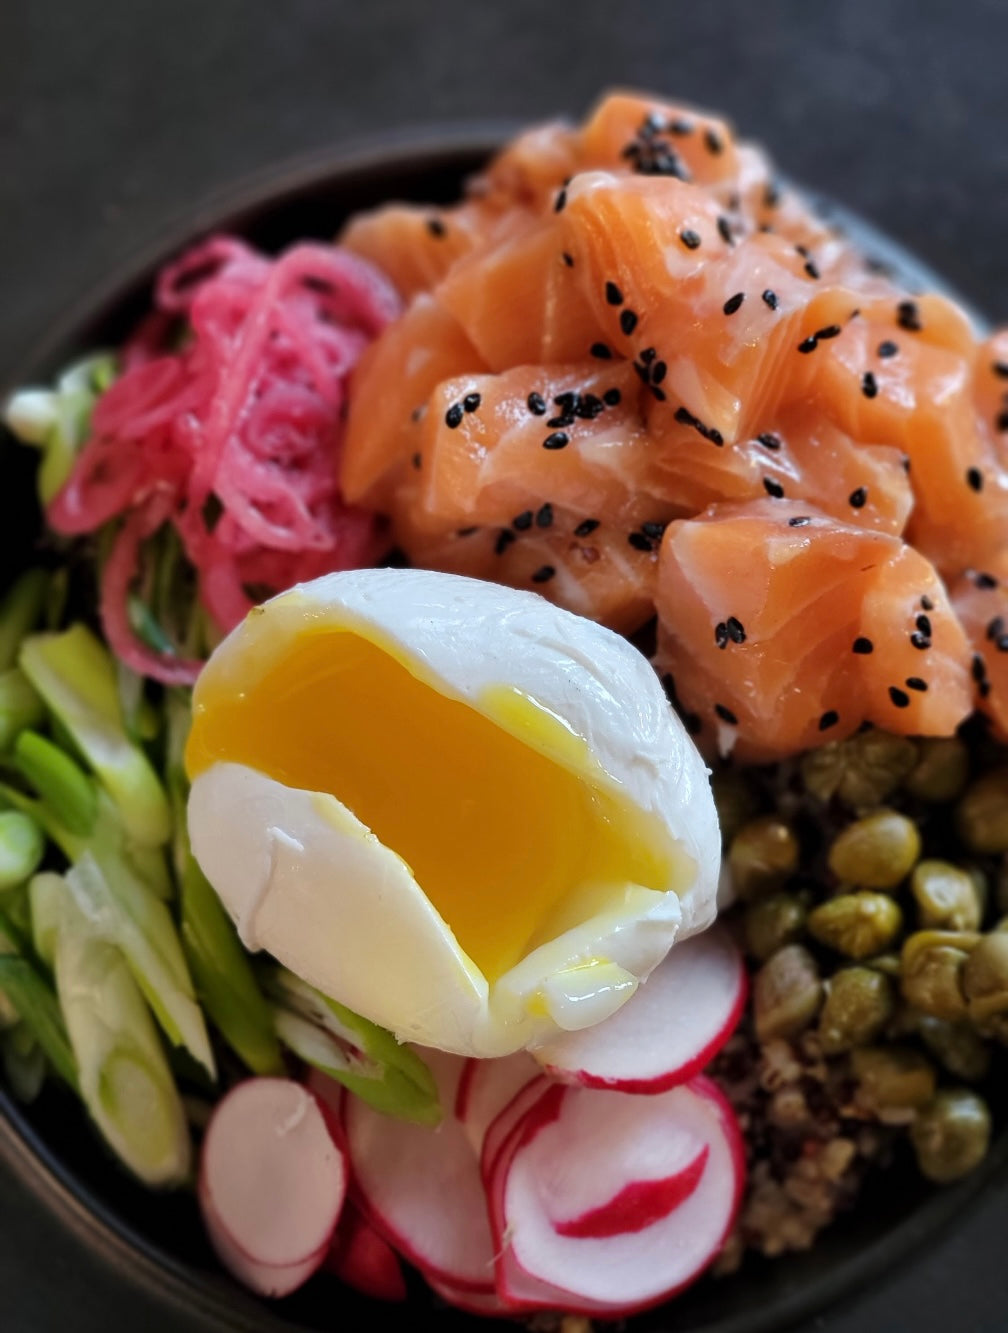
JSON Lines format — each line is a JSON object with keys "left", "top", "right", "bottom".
{"left": 900, "top": 930, "right": 979, "bottom": 1020}
{"left": 743, "top": 893, "right": 807, "bottom": 962}
{"left": 911, "top": 860, "right": 983, "bottom": 932}
{"left": 710, "top": 769, "right": 759, "bottom": 845}
{"left": 728, "top": 816, "right": 800, "bottom": 900}
{"left": 801, "top": 729, "right": 918, "bottom": 810}
{"left": 962, "top": 932, "right": 1008, "bottom": 1022}
{"left": 817, "top": 966, "right": 894, "bottom": 1054}
{"left": 915, "top": 1015, "right": 992, "bottom": 1082}
{"left": 910, "top": 1089, "right": 991, "bottom": 1184}
{"left": 956, "top": 769, "right": 1008, "bottom": 855}
{"left": 826, "top": 810, "right": 921, "bottom": 889}
{"left": 862, "top": 952, "right": 903, "bottom": 978}
{"left": 904, "top": 736, "right": 970, "bottom": 804}
{"left": 850, "top": 1045, "right": 936, "bottom": 1111}
{"left": 807, "top": 891, "right": 903, "bottom": 959}
{"left": 753, "top": 944, "right": 823, "bottom": 1041}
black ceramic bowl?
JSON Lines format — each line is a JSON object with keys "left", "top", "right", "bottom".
{"left": 0, "top": 128, "right": 1004, "bottom": 1333}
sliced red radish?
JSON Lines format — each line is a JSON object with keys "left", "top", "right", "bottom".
{"left": 343, "top": 1046, "right": 497, "bottom": 1293}
{"left": 198, "top": 1077, "right": 347, "bottom": 1298}
{"left": 455, "top": 1051, "right": 541, "bottom": 1156}
{"left": 324, "top": 1199, "right": 407, "bottom": 1303}
{"left": 479, "top": 1073, "right": 555, "bottom": 1185}
{"left": 426, "top": 1273, "right": 514, "bottom": 1318}
{"left": 487, "top": 1075, "right": 744, "bottom": 1316}
{"left": 530, "top": 924, "right": 746, "bottom": 1094}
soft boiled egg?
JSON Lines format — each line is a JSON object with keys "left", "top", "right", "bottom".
{"left": 185, "top": 567, "right": 720, "bottom": 1058}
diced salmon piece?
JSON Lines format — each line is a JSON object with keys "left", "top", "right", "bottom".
{"left": 340, "top": 201, "right": 489, "bottom": 301}
{"left": 951, "top": 558, "right": 1008, "bottom": 743}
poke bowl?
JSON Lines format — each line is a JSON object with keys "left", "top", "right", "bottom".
{"left": 1, "top": 92, "right": 1007, "bottom": 1333}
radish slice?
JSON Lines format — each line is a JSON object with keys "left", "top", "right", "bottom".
{"left": 455, "top": 1051, "right": 541, "bottom": 1156}
{"left": 198, "top": 1077, "right": 347, "bottom": 1298}
{"left": 324, "top": 1199, "right": 408, "bottom": 1303}
{"left": 530, "top": 924, "right": 746, "bottom": 1094}
{"left": 343, "top": 1047, "right": 497, "bottom": 1293}
{"left": 479, "top": 1073, "right": 554, "bottom": 1185}
{"left": 488, "top": 1076, "right": 744, "bottom": 1316}
{"left": 426, "top": 1273, "right": 514, "bottom": 1318}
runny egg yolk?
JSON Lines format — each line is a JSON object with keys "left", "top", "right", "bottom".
{"left": 185, "top": 628, "right": 675, "bottom": 982}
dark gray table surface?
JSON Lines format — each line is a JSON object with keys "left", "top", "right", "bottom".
{"left": 2, "top": 1, "right": 1008, "bottom": 1329}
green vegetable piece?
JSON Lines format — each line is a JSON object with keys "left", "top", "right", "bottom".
{"left": 19, "top": 624, "right": 171, "bottom": 848}
{"left": 0, "top": 955, "right": 77, "bottom": 1089}
{"left": 0, "top": 571, "right": 49, "bottom": 674}
{"left": 900, "top": 929, "right": 978, "bottom": 1020}
{"left": 268, "top": 968, "right": 441, "bottom": 1126}
{"left": 910, "top": 1089, "right": 991, "bottom": 1184}
{"left": 0, "top": 668, "right": 45, "bottom": 751}
{"left": 850, "top": 1044, "right": 936, "bottom": 1110}
{"left": 728, "top": 816, "right": 800, "bottom": 900}
{"left": 46, "top": 875, "right": 191, "bottom": 1186}
{"left": 826, "top": 810, "right": 921, "bottom": 889}
{"left": 807, "top": 891, "right": 903, "bottom": 959}
{"left": 2, "top": 1023, "right": 47, "bottom": 1102}
{"left": 752, "top": 943, "right": 823, "bottom": 1041}
{"left": 29, "top": 871, "right": 64, "bottom": 969}
{"left": 743, "top": 893, "right": 807, "bottom": 962}
{"left": 13, "top": 730, "right": 98, "bottom": 837}
{"left": 0, "top": 809, "right": 45, "bottom": 892}
{"left": 904, "top": 737, "right": 970, "bottom": 804}
{"left": 911, "top": 860, "right": 983, "bottom": 932}
{"left": 801, "top": 729, "right": 918, "bottom": 810}
{"left": 961, "top": 932, "right": 1008, "bottom": 1023}
{"left": 956, "top": 770, "right": 1008, "bottom": 856}
{"left": 915, "top": 1015, "right": 992, "bottom": 1082}
{"left": 818, "top": 966, "right": 894, "bottom": 1055}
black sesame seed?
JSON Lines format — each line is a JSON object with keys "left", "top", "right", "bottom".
{"left": 680, "top": 228, "right": 702, "bottom": 250}
{"left": 723, "top": 292, "right": 745, "bottom": 316}
{"left": 897, "top": 300, "right": 922, "bottom": 332}
{"left": 993, "top": 360, "right": 1008, "bottom": 378}
{"left": 974, "top": 571, "right": 998, "bottom": 589}
{"left": 575, "top": 393, "right": 605, "bottom": 420}
{"left": 764, "top": 182, "right": 780, "bottom": 208}
{"left": 527, "top": 392, "right": 547, "bottom": 416}
{"left": 590, "top": 342, "right": 613, "bottom": 360}
{"left": 987, "top": 616, "right": 1005, "bottom": 642}
{"left": 651, "top": 360, "right": 668, "bottom": 385}
{"left": 878, "top": 340, "right": 899, "bottom": 358}
{"left": 668, "top": 117, "right": 694, "bottom": 135}
{"left": 641, "top": 520, "right": 667, "bottom": 540}
{"left": 763, "top": 478, "right": 785, "bottom": 498}
{"left": 910, "top": 633, "right": 932, "bottom": 650}
{"left": 650, "top": 385, "right": 668, "bottom": 403}
{"left": 715, "top": 622, "right": 729, "bottom": 649}
{"left": 512, "top": 510, "right": 533, "bottom": 531}
{"left": 997, "top": 411, "right": 1008, "bottom": 432}
{"left": 717, "top": 216, "right": 734, "bottom": 245}
{"left": 726, "top": 616, "right": 746, "bottom": 643}
{"left": 762, "top": 289, "right": 779, "bottom": 310}
{"left": 426, "top": 217, "right": 446, "bottom": 238}
{"left": 705, "top": 127, "right": 724, "bottom": 155}
{"left": 543, "top": 431, "right": 570, "bottom": 451}
{"left": 547, "top": 414, "right": 574, "bottom": 429}
{"left": 798, "top": 335, "right": 819, "bottom": 354}
{"left": 905, "top": 677, "right": 928, "bottom": 692}
{"left": 972, "top": 653, "right": 988, "bottom": 683}
{"left": 888, "top": 686, "right": 911, "bottom": 708}
{"left": 714, "top": 703, "right": 739, "bottom": 725}
{"left": 849, "top": 486, "right": 868, "bottom": 509}
{"left": 536, "top": 503, "right": 554, "bottom": 529}
{"left": 495, "top": 529, "right": 515, "bottom": 555}
{"left": 445, "top": 402, "right": 464, "bottom": 429}
{"left": 804, "top": 260, "right": 820, "bottom": 280}
{"left": 531, "top": 565, "right": 556, "bottom": 584}
{"left": 628, "top": 531, "right": 654, "bottom": 552}
{"left": 561, "top": 251, "right": 574, "bottom": 267}
{"left": 967, "top": 467, "right": 984, "bottom": 492}
{"left": 640, "top": 347, "right": 656, "bottom": 364}
{"left": 788, "top": 515, "right": 811, "bottom": 527}
{"left": 411, "top": 452, "right": 422, "bottom": 470}
{"left": 815, "top": 324, "right": 842, "bottom": 341}
{"left": 916, "top": 614, "right": 932, "bottom": 636}
{"left": 605, "top": 281, "right": 624, "bottom": 306}
{"left": 853, "top": 637, "right": 874, "bottom": 654}
{"left": 574, "top": 518, "right": 600, "bottom": 537}
{"left": 819, "top": 710, "right": 840, "bottom": 731}
{"left": 456, "top": 526, "right": 478, "bottom": 537}
{"left": 757, "top": 432, "right": 782, "bottom": 451}
{"left": 921, "top": 595, "right": 935, "bottom": 611}
{"left": 602, "top": 387, "right": 621, "bottom": 407}
{"left": 862, "top": 371, "right": 878, "bottom": 399}
{"left": 462, "top": 392, "right": 482, "bottom": 413}
{"left": 620, "top": 309, "right": 639, "bottom": 335}
{"left": 554, "top": 188, "right": 567, "bottom": 213}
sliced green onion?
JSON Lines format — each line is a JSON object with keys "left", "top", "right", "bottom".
{"left": 0, "top": 668, "right": 46, "bottom": 752}
{"left": 0, "top": 955, "right": 77, "bottom": 1089}
{"left": 2, "top": 1023, "right": 47, "bottom": 1102}
{"left": 13, "top": 730, "right": 98, "bottom": 837}
{"left": 0, "top": 570, "right": 49, "bottom": 673}
{"left": 0, "top": 808, "right": 45, "bottom": 891}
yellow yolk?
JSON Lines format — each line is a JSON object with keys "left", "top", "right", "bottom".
{"left": 185, "top": 627, "right": 674, "bottom": 982}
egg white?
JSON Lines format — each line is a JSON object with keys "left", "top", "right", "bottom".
{"left": 187, "top": 568, "right": 720, "bottom": 1058}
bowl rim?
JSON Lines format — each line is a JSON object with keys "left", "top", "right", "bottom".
{"left": 0, "top": 121, "right": 1004, "bottom": 1333}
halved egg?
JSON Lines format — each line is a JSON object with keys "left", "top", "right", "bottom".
{"left": 185, "top": 568, "right": 720, "bottom": 1058}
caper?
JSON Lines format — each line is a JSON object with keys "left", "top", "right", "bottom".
{"left": 904, "top": 736, "right": 970, "bottom": 804}
{"left": 850, "top": 1044, "right": 936, "bottom": 1111}
{"left": 743, "top": 893, "right": 807, "bottom": 962}
{"left": 710, "top": 769, "right": 759, "bottom": 844}
{"left": 962, "top": 931, "right": 1008, "bottom": 1022}
{"left": 911, "top": 860, "right": 983, "bottom": 932}
{"left": 956, "top": 769, "right": 1008, "bottom": 856}
{"left": 817, "top": 966, "right": 894, "bottom": 1054}
{"left": 807, "top": 891, "right": 903, "bottom": 959}
{"left": 862, "top": 952, "right": 903, "bottom": 978}
{"left": 915, "top": 1015, "right": 992, "bottom": 1082}
{"left": 900, "top": 930, "right": 979, "bottom": 1020}
{"left": 910, "top": 1089, "right": 991, "bottom": 1184}
{"left": 728, "top": 816, "right": 800, "bottom": 900}
{"left": 753, "top": 944, "right": 823, "bottom": 1041}
{"left": 827, "top": 810, "right": 921, "bottom": 889}
{"left": 801, "top": 729, "right": 918, "bottom": 810}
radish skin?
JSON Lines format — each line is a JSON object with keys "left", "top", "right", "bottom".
{"left": 324, "top": 1199, "right": 408, "bottom": 1303}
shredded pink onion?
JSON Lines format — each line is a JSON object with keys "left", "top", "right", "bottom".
{"left": 48, "top": 236, "right": 401, "bottom": 684}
